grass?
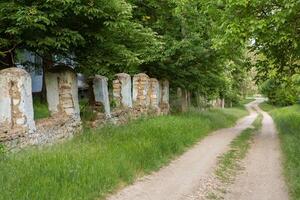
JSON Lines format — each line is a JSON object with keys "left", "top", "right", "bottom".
{"left": 239, "top": 98, "right": 255, "bottom": 106}
{"left": 259, "top": 101, "right": 276, "bottom": 112}
{"left": 0, "top": 107, "right": 248, "bottom": 200}
{"left": 215, "top": 114, "right": 262, "bottom": 183}
{"left": 33, "top": 98, "right": 95, "bottom": 121}
{"left": 33, "top": 100, "right": 50, "bottom": 120}
{"left": 260, "top": 102, "right": 300, "bottom": 200}
{"left": 79, "top": 99, "right": 97, "bottom": 122}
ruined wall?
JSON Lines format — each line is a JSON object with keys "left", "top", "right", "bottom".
{"left": 91, "top": 73, "right": 170, "bottom": 127}
{"left": 113, "top": 73, "right": 132, "bottom": 108}
{"left": 148, "top": 78, "right": 161, "bottom": 114}
{"left": 3, "top": 116, "right": 81, "bottom": 151}
{"left": 1, "top": 68, "right": 170, "bottom": 151}
{"left": 45, "top": 69, "right": 80, "bottom": 118}
{"left": 0, "top": 68, "right": 36, "bottom": 145}
{"left": 93, "top": 75, "right": 111, "bottom": 116}
{"left": 132, "top": 73, "right": 150, "bottom": 115}
{"left": 0, "top": 67, "right": 81, "bottom": 151}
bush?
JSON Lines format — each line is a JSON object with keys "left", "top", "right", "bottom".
{"left": 261, "top": 78, "right": 298, "bottom": 106}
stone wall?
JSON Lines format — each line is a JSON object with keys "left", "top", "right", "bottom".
{"left": 149, "top": 78, "right": 161, "bottom": 114}
{"left": 92, "top": 75, "right": 110, "bottom": 116}
{"left": 0, "top": 68, "right": 169, "bottom": 151}
{"left": 132, "top": 73, "right": 150, "bottom": 114}
{"left": 45, "top": 67, "right": 80, "bottom": 118}
{"left": 3, "top": 116, "right": 81, "bottom": 151}
{"left": 0, "top": 68, "right": 36, "bottom": 149}
{"left": 0, "top": 67, "right": 81, "bottom": 151}
{"left": 113, "top": 73, "right": 132, "bottom": 108}
{"left": 160, "top": 80, "right": 170, "bottom": 114}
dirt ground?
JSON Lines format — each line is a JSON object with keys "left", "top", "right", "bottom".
{"left": 223, "top": 104, "right": 289, "bottom": 200}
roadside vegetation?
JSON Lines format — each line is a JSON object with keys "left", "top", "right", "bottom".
{"left": 238, "top": 98, "right": 255, "bottom": 106}
{"left": 0, "top": 106, "right": 247, "bottom": 200}
{"left": 260, "top": 102, "right": 300, "bottom": 200}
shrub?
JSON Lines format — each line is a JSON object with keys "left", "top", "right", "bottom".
{"left": 261, "top": 78, "right": 298, "bottom": 106}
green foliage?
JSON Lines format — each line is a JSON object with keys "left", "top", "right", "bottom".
{"left": 262, "top": 105, "right": 300, "bottom": 200}
{"left": 204, "top": 0, "right": 299, "bottom": 102}
{"left": 259, "top": 102, "right": 277, "bottom": 112}
{"left": 0, "top": 106, "right": 247, "bottom": 200}
{"left": 0, "top": 0, "right": 257, "bottom": 102}
{"left": 260, "top": 77, "right": 299, "bottom": 106}
{"left": 206, "top": 0, "right": 300, "bottom": 76}
{"left": 0, "top": 0, "right": 160, "bottom": 74}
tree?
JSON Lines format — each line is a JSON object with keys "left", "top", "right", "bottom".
{"left": 0, "top": 0, "right": 160, "bottom": 72}
{"left": 204, "top": 0, "right": 300, "bottom": 81}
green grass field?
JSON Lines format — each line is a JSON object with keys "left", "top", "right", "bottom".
{"left": 0, "top": 107, "right": 247, "bottom": 200}
{"left": 260, "top": 102, "right": 300, "bottom": 200}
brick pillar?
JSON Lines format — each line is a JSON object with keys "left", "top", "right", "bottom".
{"left": 45, "top": 66, "right": 80, "bottom": 119}
{"left": 149, "top": 78, "right": 161, "bottom": 114}
{"left": 132, "top": 73, "right": 150, "bottom": 108}
{"left": 113, "top": 73, "right": 132, "bottom": 108}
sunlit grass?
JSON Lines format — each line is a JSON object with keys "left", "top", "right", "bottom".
{"left": 0, "top": 107, "right": 248, "bottom": 200}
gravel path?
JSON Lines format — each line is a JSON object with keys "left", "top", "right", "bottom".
{"left": 107, "top": 102, "right": 258, "bottom": 200}
{"left": 223, "top": 104, "right": 289, "bottom": 200}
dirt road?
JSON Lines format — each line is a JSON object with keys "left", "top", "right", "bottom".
{"left": 223, "top": 104, "right": 289, "bottom": 200}
{"left": 107, "top": 101, "right": 258, "bottom": 200}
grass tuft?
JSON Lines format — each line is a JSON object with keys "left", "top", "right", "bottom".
{"left": 206, "top": 114, "right": 262, "bottom": 200}
{"left": 215, "top": 115, "right": 262, "bottom": 184}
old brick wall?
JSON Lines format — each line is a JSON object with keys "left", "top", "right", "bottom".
{"left": 0, "top": 68, "right": 170, "bottom": 151}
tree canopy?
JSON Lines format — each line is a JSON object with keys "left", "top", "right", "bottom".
{"left": 1, "top": 0, "right": 298, "bottom": 105}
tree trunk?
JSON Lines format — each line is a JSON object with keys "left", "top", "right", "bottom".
{"left": 221, "top": 98, "right": 225, "bottom": 109}
{"left": 181, "top": 89, "right": 188, "bottom": 112}
{"left": 196, "top": 91, "right": 201, "bottom": 108}
{"left": 187, "top": 91, "right": 191, "bottom": 108}
{"left": 39, "top": 54, "right": 53, "bottom": 103}
{"left": 0, "top": 52, "right": 15, "bottom": 69}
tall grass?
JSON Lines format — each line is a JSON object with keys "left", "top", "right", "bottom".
{"left": 260, "top": 103, "right": 300, "bottom": 200}
{"left": 33, "top": 100, "right": 50, "bottom": 120}
{"left": 0, "top": 107, "right": 247, "bottom": 200}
